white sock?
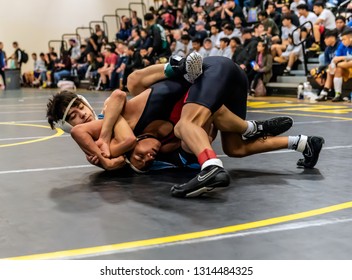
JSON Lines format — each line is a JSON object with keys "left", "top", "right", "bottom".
{"left": 288, "top": 135, "right": 308, "bottom": 152}
{"left": 201, "top": 158, "right": 223, "bottom": 170}
{"left": 243, "top": 121, "right": 256, "bottom": 136}
{"left": 286, "top": 66, "right": 291, "bottom": 71}
{"left": 333, "top": 77, "right": 342, "bottom": 94}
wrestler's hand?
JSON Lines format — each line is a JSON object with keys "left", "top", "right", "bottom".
{"left": 86, "top": 154, "right": 100, "bottom": 166}
{"left": 101, "top": 156, "right": 126, "bottom": 170}
{"left": 96, "top": 138, "right": 111, "bottom": 158}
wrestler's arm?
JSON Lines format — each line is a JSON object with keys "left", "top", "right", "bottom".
{"left": 97, "top": 89, "right": 127, "bottom": 158}
{"left": 71, "top": 120, "right": 126, "bottom": 170}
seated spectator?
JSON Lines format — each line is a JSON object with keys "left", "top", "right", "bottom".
{"left": 271, "top": 14, "right": 299, "bottom": 58}
{"left": 68, "top": 38, "right": 81, "bottom": 61}
{"left": 210, "top": 37, "right": 232, "bottom": 58}
{"left": 116, "top": 15, "right": 132, "bottom": 42}
{"left": 233, "top": 28, "right": 259, "bottom": 78}
{"left": 209, "top": 23, "right": 221, "bottom": 47}
{"left": 32, "top": 53, "right": 47, "bottom": 86}
{"left": 198, "top": 38, "right": 217, "bottom": 58}
{"left": 274, "top": 34, "right": 303, "bottom": 76}
{"left": 324, "top": 29, "right": 352, "bottom": 102}
{"left": 315, "top": 29, "right": 340, "bottom": 101}
{"left": 52, "top": 51, "right": 72, "bottom": 86}
{"left": 266, "top": 2, "right": 281, "bottom": 28}
{"left": 309, "top": 1, "right": 336, "bottom": 52}
{"left": 140, "top": 47, "right": 154, "bottom": 67}
{"left": 220, "top": 0, "right": 244, "bottom": 23}
{"left": 42, "top": 52, "right": 58, "bottom": 88}
{"left": 281, "top": 4, "right": 300, "bottom": 28}
{"left": 144, "top": 12, "right": 171, "bottom": 60}
{"left": 23, "top": 53, "right": 39, "bottom": 86}
{"left": 232, "top": 16, "right": 243, "bottom": 38}
{"left": 335, "top": 16, "right": 350, "bottom": 38}
{"left": 131, "top": 10, "right": 142, "bottom": 26}
{"left": 194, "top": 20, "right": 209, "bottom": 45}
{"left": 191, "top": 38, "right": 202, "bottom": 53}
{"left": 290, "top": 0, "right": 306, "bottom": 16}
{"left": 258, "top": 11, "right": 280, "bottom": 42}
{"left": 249, "top": 40, "right": 273, "bottom": 94}
{"left": 122, "top": 46, "right": 143, "bottom": 89}
{"left": 216, "top": 24, "right": 237, "bottom": 47}
{"left": 127, "top": 28, "right": 142, "bottom": 50}
{"left": 229, "top": 36, "right": 242, "bottom": 60}
{"left": 97, "top": 43, "right": 118, "bottom": 90}
{"left": 297, "top": 4, "right": 317, "bottom": 33}
{"left": 110, "top": 43, "right": 128, "bottom": 90}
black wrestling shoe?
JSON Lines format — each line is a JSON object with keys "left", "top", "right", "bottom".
{"left": 297, "top": 136, "right": 325, "bottom": 168}
{"left": 243, "top": 116, "right": 293, "bottom": 140}
{"left": 171, "top": 165, "right": 230, "bottom": 198}
{"left": 169, "top": 52, "right": 203, "bottom": 83}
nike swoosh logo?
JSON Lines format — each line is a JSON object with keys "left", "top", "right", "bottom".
{"left": 197, "top": 167, "right": 219, "bottom": 182}
{"left": 306, "top": 145, "right": 313, "bottom": 158}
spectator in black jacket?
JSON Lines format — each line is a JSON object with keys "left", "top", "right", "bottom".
{"left": 144, "top": 13, "right": 171, "bottom": 60}
{"left": 122, "top": 46, "right": 143, "bottom": 89}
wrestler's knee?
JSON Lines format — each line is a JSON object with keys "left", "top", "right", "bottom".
{"left": 222, "top": 145, "right": 248, "bottom": 158}
{"left": 126, "top": 69, "right": 141, "bottom": 92}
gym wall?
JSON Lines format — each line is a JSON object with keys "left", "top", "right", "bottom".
{"left": 0, "top": 0, "right": 150, "bottom": 71}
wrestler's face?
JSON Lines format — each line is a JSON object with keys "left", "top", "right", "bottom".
{"left": 129, "top": 138, "right": 161, "bottom": 171}
{"left": 67, "top": 103, "right": 95, "bottom": 126}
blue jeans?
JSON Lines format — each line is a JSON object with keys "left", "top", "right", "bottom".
{"left": 54, "top": 69, "right": 71, "bottom": 84}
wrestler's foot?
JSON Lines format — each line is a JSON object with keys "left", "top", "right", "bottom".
{"left": 168, "top": 52, "right": 203, "bottom": 83}
{"left": 171, "top": 165, "right": 230, "bottom": 198}
{"left": 297, "top": 136, "right": 324, "bottom": 168}
{"left": 243, "top": 116, "right": 294, "bottom": 140}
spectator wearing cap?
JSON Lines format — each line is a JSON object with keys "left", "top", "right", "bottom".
{"left": 198, "top": 38, "right": 217, "bottom": 58}
{"left": 309, "top": 1, "right": 336, "bottom": 52}
{"left": 144, "top": 12, "right": 171, "bottom": 59}
{"left": 194, "top": 20, "right": 209, "bottom": 45}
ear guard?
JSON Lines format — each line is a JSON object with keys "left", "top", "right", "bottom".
{"left": 125, "top": 157, "right": 148, "bottom": 174}
{"left": 55, "top": 95, "right": 98, "bottom": 133}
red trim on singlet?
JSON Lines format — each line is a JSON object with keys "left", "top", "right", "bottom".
{"left": 160, "top": 91, "right": 188, "bottom": 144}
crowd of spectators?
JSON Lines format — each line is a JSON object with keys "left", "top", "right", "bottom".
{"left": 2, "top": 0, "right": 352, "bottom": 100}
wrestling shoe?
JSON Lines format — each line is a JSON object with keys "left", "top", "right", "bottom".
{"left": 169, "top": 52, "right": 203, "bottom": 83}
{"left": 297, "top": 136, "right": 325, "bottom": 168}
{"left": 171, "top": 165, "right": 230, "bottom": 198}
{"left": 243, "top": 116, "right": 293, "bottom": 140}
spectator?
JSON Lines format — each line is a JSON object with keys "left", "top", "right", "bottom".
{"left": 210, "top": 37, "right": 232, "bottom": 58}
{"left": 297, "top": 4, "right": 317, "bottom": 32}
{"left": 216, "top": 24, "right": 237, "bottom": 47}
{"left": 220, "top": 0, "right": 244, "bottom": 23}
{"left": 290, "top": 0, "right": 306, "bottom": 16}
{"left": 191, "top": 38, "right": 202, "bottom": 53}
{"left": 131, "top": 10, "right": 142, "bottom": 26}
{"left": 335, "top": 16, "right": 349, "bottom": 38}
{"left": 209, "top": 23, "right": 221, "bottom": 47}
{"left": 52, "top": 50, "right": 72, "bottom": 86}
{"left": 325, "top": 29, "right": 352, "bottom": 102}
{"left": 198, "top": 38, "right": 217, "bottom": 57}
{"left": 315, "top": 29, "right": 340, "bottom": 101}
{"left": 97, "top": 43, "right": 118, "bottom": 90}
{"left": 229, "top": 36, "right": 243, "bottom": 60}
{"left": 281, "top": 5, "right": 300, "bottom": 28}
{"left": 122, "top": 46, "right": 143, "bottom": 89}
{"left": 116, "top": 15, "right": 132, "bottom": 42}
{"left": 258, "top": 11, "right": 280, "bottom": 40}
{"left": 275, "top": 34, "right": 303, "bottom": 76}
{"left": 0, "top": 42, "right": 6, "bottom": 89}
{"left": 194, "top": 20, "right": 209, "bottom": 45}
{"left": 23, "top": 53, "right": 38, "bottom": 86}
{"left": 140, "top": 47, "right": 154, "bottom": 67}
{"left": 9, "top": 41, "right": 22, "bottom": 69}
{"left": 144, "top": 12, "right": 171, "bottom": 60}
{"left": 232, "top": 16, "right": 243, "bottom": 38}
{"left": 68, "top": 38, "right": 81, "bottom": 61}
{"left": 249, "top": 40, "right": 273, "bottom": 94}
{"left": 128, "top": 28, "right": 142, "bottom": 50}
{"left": 309, "top": 1, "right": 336, "bottom": 52}
{"left": 42, "top": 52, "right": 58, "bottom": 88}
{"left": 266, "top": 2, "right": 281, "bottom": 28}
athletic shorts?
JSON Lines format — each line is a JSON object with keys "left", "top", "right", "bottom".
{"left": 185, "top": 56, "right": 248, "bottom": 119}
{"left": 133, "top": 79, "right": 189, "bottom": 136}
{"left": 342, "top": 67, "right": 352, "bottom": 82}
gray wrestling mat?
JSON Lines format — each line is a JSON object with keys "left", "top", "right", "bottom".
{"left": 1, "top": 88, "right": 352, "bottom": 259}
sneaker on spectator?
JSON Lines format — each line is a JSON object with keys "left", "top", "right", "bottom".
{"left": 332, "top": 95, "right": 343, "bottom": 102}
{"left": 283, "top": 69, "right": 293, "bottom": 76}
{"left": 309, "top": 43, "right": 321, "bottom": 52}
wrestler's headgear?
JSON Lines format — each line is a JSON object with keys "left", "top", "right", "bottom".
{"left": 55, "top": 95, "right": 97, "bottom": 133}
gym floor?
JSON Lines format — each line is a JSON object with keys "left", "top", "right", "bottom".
{"left": 1, "top": 88, "right": 351, "bottom": 260}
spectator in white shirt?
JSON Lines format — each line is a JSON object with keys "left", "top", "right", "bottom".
{"left": 309, "top": 1, "right": 336, "bottom": 52}
{"left": 297, "top": 4, "right": 317, "bottom": 32}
